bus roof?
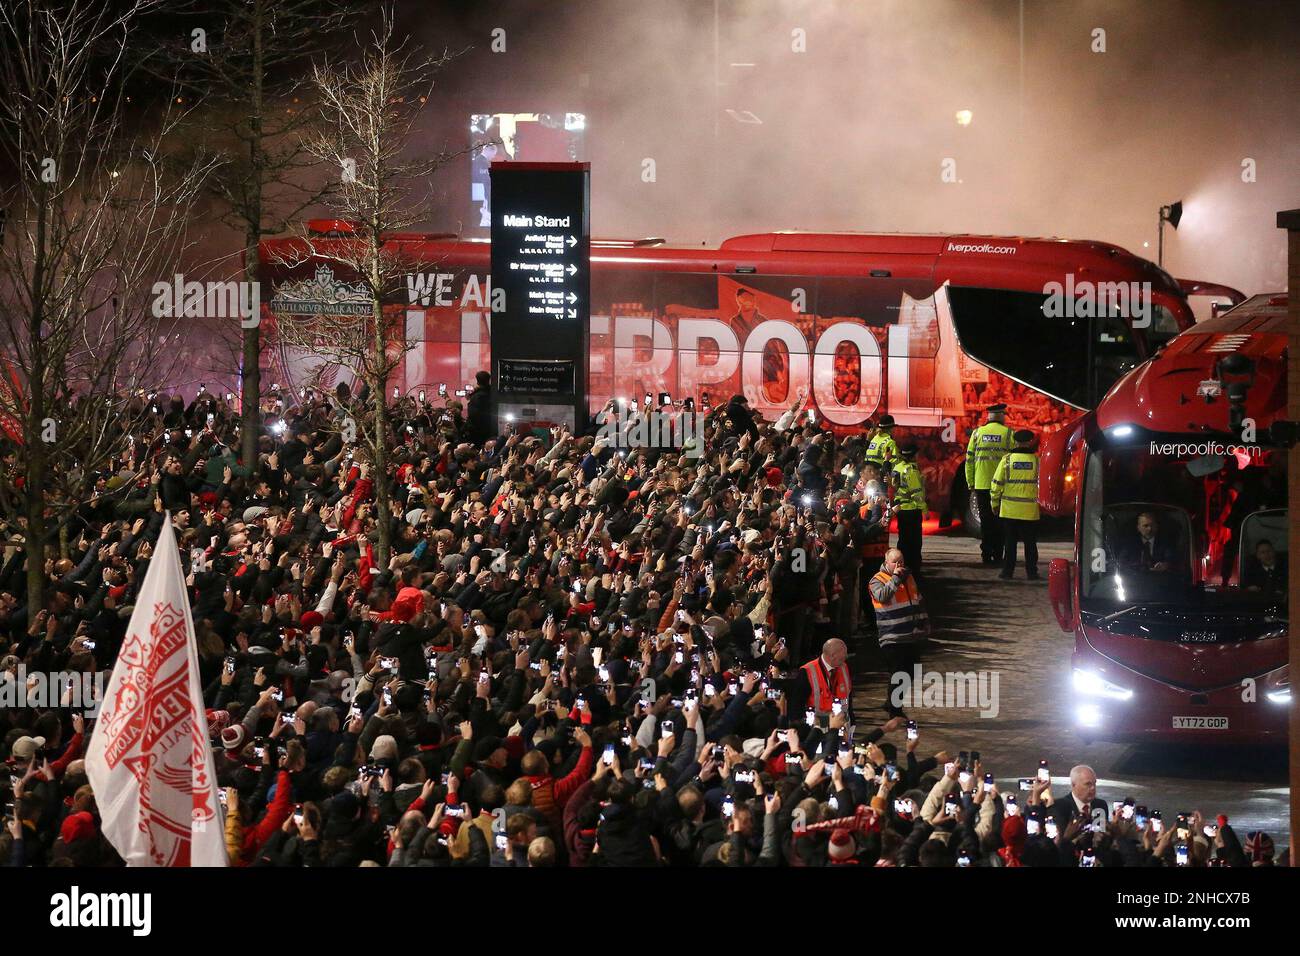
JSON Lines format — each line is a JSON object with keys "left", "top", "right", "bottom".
{"left": 1095, "top": 293, "right": 1288, "bottom": 434}
{"left": 260, "top": 226, "right": 1188, "bottom": 300}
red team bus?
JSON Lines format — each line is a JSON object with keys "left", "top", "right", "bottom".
{"left": 1048, "top": 293, "right": 1289, "bottom": 744}
{"left": 258, "top": 224, "right": 1239, "bottom": 530}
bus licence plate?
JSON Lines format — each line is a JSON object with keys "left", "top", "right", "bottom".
{"left": 1172, "top": 716, "right": 1228, "bottom": 730}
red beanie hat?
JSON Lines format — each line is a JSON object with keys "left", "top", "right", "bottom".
{"left": 389, "top": 587, "right": 426, "bottom": 623}
{"left": 1001, "top": 814, "right": 1027, "bottom": 855}
{"left": 827, "top": 828, "right": 855, "bottom": 861}
{"left": 765, "top": 466, "right": 783, "bottom": 487}
{"left": 300, "top": 610, "right": 325, "bottom": 630}
{"left": 60, "top": 810, "right": 96, "bottom": 845}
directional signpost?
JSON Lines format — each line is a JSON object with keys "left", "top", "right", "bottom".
{"left": 489, "top": 161, "right": 591, "bottom": 434}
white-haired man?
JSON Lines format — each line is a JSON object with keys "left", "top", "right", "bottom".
{"left": 1049, "top": 764, "right": 1109, "bottom": 833}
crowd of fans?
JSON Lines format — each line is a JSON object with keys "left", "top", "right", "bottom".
{"left": 0, "top": 375, "right": 1286, "bottom": 867}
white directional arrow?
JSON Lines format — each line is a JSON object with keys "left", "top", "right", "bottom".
{"left": 566, "top": 263, "right": 577, "bottom": 276}
{"left": 566, "top": 235, "right": 577, "bottom": 248}
{"left": 567, "top": 292, "right": 577, "bottom": 303}
{"left": 567, "top": 308, "right": 577, "bottom": 319}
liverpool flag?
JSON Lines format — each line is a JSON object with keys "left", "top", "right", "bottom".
{"left": 85, "top": 512, "right": 227, "bottom": 866}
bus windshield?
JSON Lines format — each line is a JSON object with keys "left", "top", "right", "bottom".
{"left": 1079, "top": 443, "right": 1288, "bottom": 611}
{"left": 947, "top": 287, "right": 1181, "bottom": 409}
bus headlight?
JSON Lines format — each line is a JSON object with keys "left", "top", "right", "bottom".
{"left": 1075, "top": 704, "right": 1103, "bottom": 727}
{"left": 1072, "top": 668, "right": 1134, "bottom": 701}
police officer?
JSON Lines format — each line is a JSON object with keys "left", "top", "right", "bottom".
{"left": 890, "top": 443, "right": 926, "bottom": 574}
{"left": 965, "top": 402, "right": 1014, "bottom": 566}
{"left": 865, "top": 415, "right": 898, "bottom": 474}
{"left": 991, "top": 429, "right": 1040, "bottom": 580}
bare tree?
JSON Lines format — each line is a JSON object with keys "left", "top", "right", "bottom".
{"left": 0, "top": 0, "right": 216, "bottom": 611}
{"left": 270, "top": 11, "right": 471, "bottom": 566}
{"left": 149, "top": 0, "right": 358, "bottom": 469}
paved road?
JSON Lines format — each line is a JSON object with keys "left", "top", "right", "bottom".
{"left": 847, "top": 528, "right": 1290, "bottom": 850}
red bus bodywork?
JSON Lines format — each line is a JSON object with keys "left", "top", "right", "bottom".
{"left": 1049, "top": 293, "right": 1290, "bottom": 745}
{"left": 257, "top": 226, "right": 1227, "bottom": 523}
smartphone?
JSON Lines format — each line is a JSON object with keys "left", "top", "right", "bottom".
{"left": 956, "top": 852, "right": 970, "bottom": 867}
{"left": 477, "top": 670, "right": 490, "bottom": 686}
{"left": 1037, "top": 760, "right": 1050, "bottom": 783}
{"left": 293, "top": 806, "right": 304, "bottom": 827}
{"left": 1151, "top": 810, "right": 1163, "bottom": 834}
{"left": 217, "top": 790, "right": 227, "bottom": 807}
{"left": 598, "top": 665, "right": 610, "bottom": 683}
{"left": 1080, "top": 848, "right": 1097, "bottom": 867}
{"left": 382, "top": 686, "right": 392, "bottom": 707}
{"left": 438, "top": 383, "right": 447, "bottom": 396}
{"left": 674, "top": 650, "right": 684, "bottom": 665}
{"left": 983, "top": 772, "right": 994, "bottom": 793}
{"left": 722, "top": 795, "right": 734, "bottom": 818}
{"left": 944, "top": 794, "right": 959, "bottom": 818}
{"left": 958, "top": 771, "right": 972, "bottom": 790}
{"left": 269, "top": 688, "right": 283, "bottom": 702}
{"left": 1176, "top": 842, "right": 1189, "bottom": 866}
{"left": 1026, "top": 817, "right": 1040, "bottom": 836}
{"left": 727, "top": 680, "right": 739, "bottom": 696}
{"left": 602, "top": 744, "right": 615, "bottom": 766}
{"left": 1005, "top": 796, "right": 1019, "bottom": 816}
{"left": 380, "top": 657, "right": 398, "bottom": 672}
{"left": 804, "top": 707, "right": 816, "bottom": 727}
{"left": 1045, "top": 819, "right": 1059, "bottom": 840}
{"left": 831, "top": 699, "right": 843, "bottom": 716}
{"left": 660, "top": 721, "right": 674, "bottom": 739}
{"left": 906, "top": 720, "right": 918, "bottom": 740}
{"left": 1176, "top": 812, "right": 1190, "bottom": 841}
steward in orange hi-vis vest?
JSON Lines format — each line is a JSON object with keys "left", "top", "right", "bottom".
{"left": 801, "top": 657, "right": 852, "bottom": 716}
